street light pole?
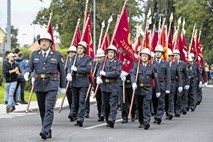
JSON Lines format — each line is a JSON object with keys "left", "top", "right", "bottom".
{"left": 7, "top": 0, "right": 11, "bottom": 51}
{"left": 93, "top": 0, "right": 96, "bottom": 55}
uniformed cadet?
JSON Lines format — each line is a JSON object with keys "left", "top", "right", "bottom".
{"left": 131, "top": 48, "right": 160, "bottom": 130}
{"left": 93, "top": 48, "right": 105, "bottom": 121}
{"left": 152, "top": 45, "right": 171, "bottom": 124}
{"left": 197, "top": 56, "right": 208, "bottom": 105}
{"left": 187, "top": 53, "right": 202, "bottom": 111}
{"left": 66, "top": 41, "right": 92, "bottom": 127}
{"left": 120, "top": 70, "right": 136, "bottom": 123}
{"left": 66, "top": 45, "right": 77, "bottom": 121}
{"left": 173, "top": 49, "right": 190, "bottom": 115}
{"left": 24, "top": 32, "right": 66, "bottom": 140}
{"left": 96, "top": 45, "right": 122, "bottom": 128}
{"left": 165, "top": 49, "right": 183, "bottom": 119}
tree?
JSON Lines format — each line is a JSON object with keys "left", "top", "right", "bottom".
{"left": 11, "top": 26, "right": 19, "bottom": 49}
{"left": 33, "top": 0, "right": 144, "bottom": 48}
{"left": 174, "top": 0, "right": 213, "bottom": 63}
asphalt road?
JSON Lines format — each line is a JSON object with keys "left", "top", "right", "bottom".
{"left": 0, "top": 88, "right": 213, "bottom": 142}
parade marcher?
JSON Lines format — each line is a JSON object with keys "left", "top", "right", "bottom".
{"left": 130, "top": 48, "right": 160, "bottom": 130}
{"left": 24, "top": 32, "right": 66, "bottom": 140}
{"left": 187, "top": 53, "right": 202, "bottom": 112}
{"left": 66, "top": 41, "right": 92, "bottom": 127}
{"left": 173, "top": 49, "right": 190, "bottom": 115}
{"left": 3, "top": 53, "right": 21, "bottom": 113}
{"left": 120, "top": 69, "right": 136, "bottom": 123}
{"left": 96, "top": 45, "right": 122, "bottom": 128}
{"left": 152, "top": 45, "right": 171, "bottom": 124}
{"left": 165, "top": 49, "right": 183, "bottom": 119}
{"left": 93, "top": 48, "right": 105, "bottom": 121}
{"left": 197, "top": 56, "right": 208, "bottom": 105}
{"left": 66, "top": 45, "right": 77, "bottom": 121}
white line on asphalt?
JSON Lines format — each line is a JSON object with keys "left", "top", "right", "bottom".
{"left": 84, "top": 119, "right": 123, "bottom": 130}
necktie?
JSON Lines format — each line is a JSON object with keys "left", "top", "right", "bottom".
{"left": 43, "top": 53, "right": 47, "bottom": 60}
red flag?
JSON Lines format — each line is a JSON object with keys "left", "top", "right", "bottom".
{"left": 159, "top": 26, "right": 168, "bottom": 60}
{"left": 196, "top": 37, "right": 204, "bottom": 65}
{"left": 151, "top": 31, "right": 158, "bottom": 52}
{"left": 47, "top": 22, "right": 56, "bottom": 50}
{"left": 101, "top": 32, "right": 110, "bottom": 54}
{"left": 73, "top": 27, "right": 81, "bottom": 47}
{"left": 180, "top": 32, "right": 188, "bottom": 62}
{"left": 143, "top": 30, "right": 151, "bottom": 50}
{"left": 113, "top": 5, "right": 135, "bottom": 73}
{"left": 82, "top": 16, "right": 94, "bottom": 59}
{"left": 168, "top": 31, "right": 173, "bottom": 50}
{"left": 134, "top": 36, "right": 141, "bottom": 53}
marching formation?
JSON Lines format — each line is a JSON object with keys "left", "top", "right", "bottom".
{"left": 18, "top": 1, "right": 209, "bottom": 140}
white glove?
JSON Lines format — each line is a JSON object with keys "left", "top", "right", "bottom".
{"left": 120, "top": 71, "right": 128, "bottom": 78}
{"left": 100, "top": 70, "right": 106, "bottom": 76}
{"left": 24, "top": 72, "right": 29, "bottom": 81}
{"left": 121, "top": 76, "right": 126, "bottom": 81}
{"left": 204, "top": 82, "right": 208, "bottom": 87}
{"left": 198, "top": 81, "right": 202, "bottom": 88}
{"left": 59, "top": 88, "right": 66, "bottom": 95}
{"left": 71, "top": 66, "right": 77, "bottom": 71}
{"left": 31, "top": 77, "right": 35, "bottom": 85}
{"left": 165, "top": 90, "right": 170, "bottom": 94}
{"left": 156, "top": 92, "right": 161, "bottom": 98}
{"left": 178, "top": 87, "right": 183, "bottom": 92}
{"left": 184, "top": 85, "right": 190, "bottom": 90}
{"left": 66, "top": 73, "right": 72, "bottom": 81}
{"left": 96, "top": 77, "right": 103, "bottom": 84}
{"left": 132, "top": 83, "right": 137, "bottom": 91}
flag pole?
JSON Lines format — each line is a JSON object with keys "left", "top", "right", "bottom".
{"left": 188, "top": 24, "right": 196, "bottom": 54}
{"left": 83, "top": 0, "right": 89, "bottom": 29}
{"left": 98, "top": 21, "right": 105, "bottom": 49}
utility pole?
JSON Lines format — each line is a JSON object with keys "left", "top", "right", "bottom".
{"left": 7, "top": 0, "right": 11, "bottom": 51}
{"left": 93, "top": 0, "right": 96, "bottom": 55}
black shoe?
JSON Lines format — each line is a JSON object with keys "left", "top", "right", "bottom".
{"left": 85, "top": 114, "right": 89, "bottom": 118}
{"left": 131, "top": 116, "right": 136, "bottom": 122}
{"left": 77, "top": 120, "right": 83, "bottom": 127}
{"left": 138, "top": 123, "right": 144, "bottom": 128}
{"left": 166, "top": 114, "right": 173, "bottom": 120}
{"left": 191, "top": 108, "right": 195, "bottom": 112}
{"left": 196, "top": 101, "right": 201, "bottom": 105}
{"left": 154, "top": 117, "right": 161, "bottom": 124}
{"left": 182, "top": 111, "right": 187, "bottom": 115}
{"left": 121, "top": 119, "right": 128, "bottom": 123}
{"left": 6, "top": 107, "right": 10, "bottom": 113}
{"left": 5, "top": 101, "right": 8, "bottom": 105}
{"left": 40, "top": 131, "right": 48, "bottom": 140}
{"left": 144, "top": 123, "right": 150, "bottom": 130}
{"left": 174, "top": 114, "right": 180, "bottom": 117}
{"left": 186, "top": 107, "right": 189, "bottom": 111}
{"left": 108, "top": 121, "right": 114, "bottom": 128}
{"left": 97, "top": 116, "right": 104, "bottom": 122}
{"left": 69, "top": 116, "right": 77, "bottom": 122}
{"left": 20, "top": 101, "right": 28, "bottom": 104}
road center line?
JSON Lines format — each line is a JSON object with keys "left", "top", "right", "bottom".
{"left": 84, "top": 119, "right": 123, "bottom": 130}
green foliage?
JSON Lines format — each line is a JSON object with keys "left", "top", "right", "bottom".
{"left": 11, "top": 26, "right": 20, "bottom": 49}
{"left": 33, "top": 0, "right": 143, "bottom": 48}
{"left": 20, "top": 48, "right": 32, "bottom": 60}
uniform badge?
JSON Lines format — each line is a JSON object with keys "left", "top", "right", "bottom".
{"left": 34, "top": 58, "right": 39, "bottom": 60}
{"left": 50, "top": 51, "right": 54, "bottom": 55}
{"left": 154, "top": 72, "right": 158, "bottom": 78}
{"left": 51, "top": 58, "right": 57, "bottom": 61}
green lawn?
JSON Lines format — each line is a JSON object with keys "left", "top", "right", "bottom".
{"left": 0, "top": 83, "right": 37, "bottom": 104}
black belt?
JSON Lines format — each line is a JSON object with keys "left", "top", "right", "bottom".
{"left": 73, "top": 73, "right": 89, "bottom": 77}
{"left": 139, "top": 83, "right": 152, "bottom": 87}
{"left": 104, "top": 78, "right": 118, "bottom": 83}
{"left": 35, "top": 74, "right": 58, "bottom": 79}
{"left": 171, "top": 80, "right": 177, "bottom": 83}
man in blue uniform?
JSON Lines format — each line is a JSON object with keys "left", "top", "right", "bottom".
{"left": 173, "top": 49, "right": 190, "bottom": 115}
{"left": 93, "top": 48, "right": 105, "bottom": 121}
{"left": 66, "top": 41, "right": 92, "bottom": 127}
{"left": 131, "top": 48, "right": 160, "bottom": 130}
{"left": 166, "top": 49, "right": 183, "bottom": 119}
{"left": 187, "top": 53, "right": 202, "bottom": 111}
{"left": 66, "top": 45, "right": 77, "bottom": 121}
{"left": 152, "top": 45, "right": 171, "bottom": 124}
{"left": 24, "top": 32, "right": 66, "bottom": 140}
{"left": 96, "top": 45, "right": 122, "bottom": 128}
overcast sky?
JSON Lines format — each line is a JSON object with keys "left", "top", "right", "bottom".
{"left": 0, "top": 0, "right": 51, "bottom": 46}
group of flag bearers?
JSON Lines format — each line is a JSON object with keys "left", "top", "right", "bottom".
{"left": 64, "top": 40, "right": 208, "bottom": 130}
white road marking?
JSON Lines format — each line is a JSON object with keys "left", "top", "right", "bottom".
{"left": 84, "top": 119, "right": 123, "bottom": 130}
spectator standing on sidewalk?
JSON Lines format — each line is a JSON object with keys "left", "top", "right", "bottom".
{"left": 209, "top": 64, "right": 213, "bottom": 85}
{"left": 2, "top": 53, "right": 21, "bottom": 113}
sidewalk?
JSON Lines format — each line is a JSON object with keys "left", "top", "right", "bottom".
{"left": 0, "top": 95, "right": 96, "bottom": 114}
